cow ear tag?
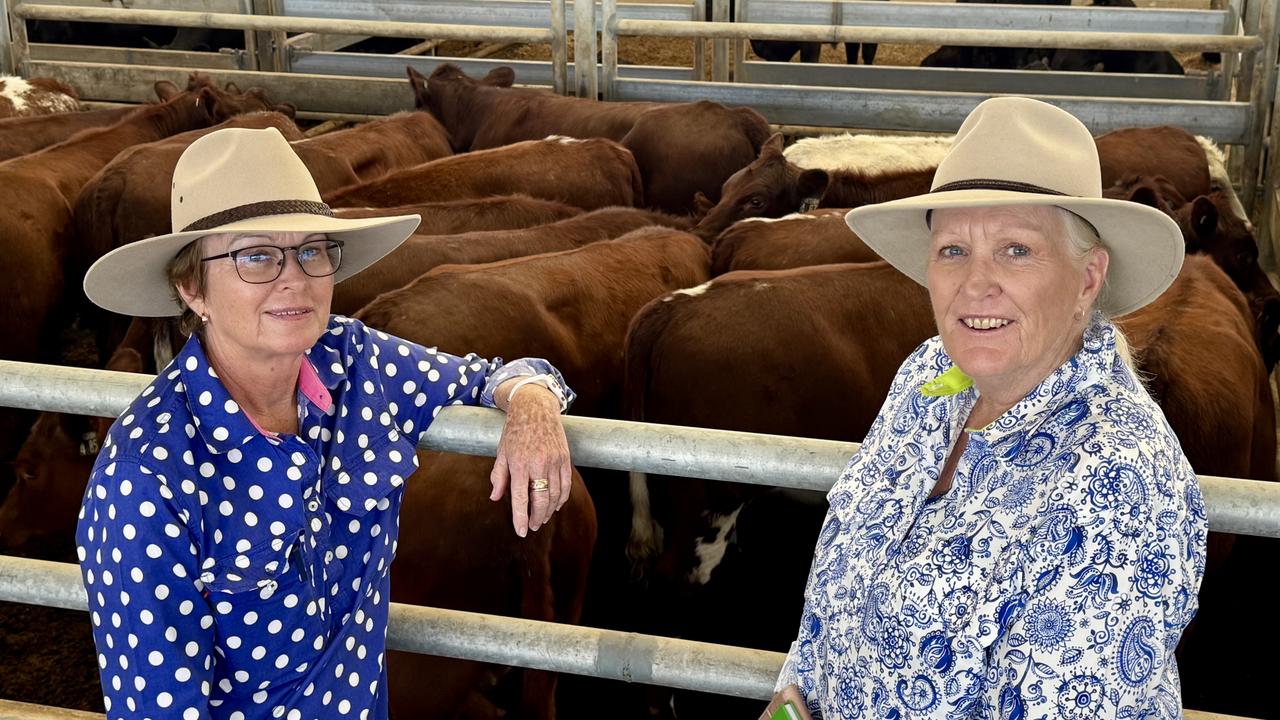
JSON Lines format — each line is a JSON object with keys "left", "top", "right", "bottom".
{"left": 920, "top": 365, "right": 973, "bottom": 397}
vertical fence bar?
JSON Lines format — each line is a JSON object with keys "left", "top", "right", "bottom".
{"left": 0, "top": 0, "right": 12, "bottom": 76}
{"left": 1258, "top": 75, "right": 1279, "bottom": 263}
{"left": 8, "top": 0, "right": 27, "bottom": 78}
{"left": 551, "top": 0, "right": 568, "bottom": 94}
{"left": 574, "top": 0, "right": 597, "bottom": 99}
{"left": 692, "top": 0, "right": 706, "bottom": 81}
{"left": 1241, "top": 0, "right": 1277, "bottom": 221}
{"left": 711, "top": 0, "right": 730, "bottom": 82}
{"left": 601, "top": 0, "right": 617, "bottom": 99}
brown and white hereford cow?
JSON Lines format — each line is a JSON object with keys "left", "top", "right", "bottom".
{"left": 325, "top": 136, "right": 644, "bottom": 210}
{"left": 333, "top": 207, "right": 691, "bottom": 314}
{"left": 692, "top": 133, "right": 936, "bottom": 241}
{"left": 709, "top": 209, "right": 880, "bottom": 275}
{"left": 409, "top": 64, "right": 771, "bottom": 215}
{"left": 0, "top": 74, "right": 78, "bottom": 118}
{"left": 334, "top": 195, "right": 583, "bottom": 235}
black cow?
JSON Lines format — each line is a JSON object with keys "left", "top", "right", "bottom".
{"left": 707, "top": 0, "right": 879, "bottom": 65}
{"left": 1048, "top": 0, "right": 1184, "bottom": 74}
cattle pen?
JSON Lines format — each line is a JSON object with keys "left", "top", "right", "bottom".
{"left": 0, "top": 361, "right": 1279, "bottom": 719}
{"left": 0, "top": 0, "right": 1279, "bottom": 717}
{"left": 0, "top": 0, "right": 1276, "bottom": 253}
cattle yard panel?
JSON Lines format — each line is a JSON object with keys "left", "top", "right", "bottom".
{"left": 3, "top": 359, "right": 1279, "bottom": 539}
{"left": 280, "top": 1, "right": 699, "bottom": 88}
{"left": 736, "top": 0, "right": 1235, "bottom": 100}
{"left": 0, "top": 367, "right": 1271, "bottom": 720}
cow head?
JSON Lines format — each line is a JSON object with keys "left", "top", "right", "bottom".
{"left": 0, "top": 411, "right": 111, "bottom": 557}
{"left": 1177, "top": 194, "right": 1280, "bottom": 369}
{"left": 153, "top": 76, "right": 291, "bottom": 123}
{"left": 0, "top": 348, "right": 143, "bottom": 557}
{"left": 691, "top": 133, "right": 829, "bottom": 242}
{"left": 408, "top": 64, "right": 515, "bottom": 151}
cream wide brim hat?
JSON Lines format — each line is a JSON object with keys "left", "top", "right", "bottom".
{"left": 844, "top": 97, "right": 1184, "bottom": 318}
{"left": 83, "top": 126, "right": 421, "bottom": 318}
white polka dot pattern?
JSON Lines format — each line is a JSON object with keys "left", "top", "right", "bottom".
{"left": 76, "top": 316, "right": 573, "bottom": 719}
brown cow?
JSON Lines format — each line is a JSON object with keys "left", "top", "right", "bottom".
{"left": 409, "top": 64, "right": 771, "bottom": 215}
{"left": 692, "top": 133, "right": 936, "bottom": 242}
{"left": 325, "top": 136, "right": 644, "bottom": 210}
{"left": 389, "top": 451, "right": 596, "bottom": 719}
{"left": 0, "top": 75, "right": 79, "bottom": 118}
{"left": 0, "top": 105, "right": 137, "bottom": 161}
{"left": 333, "top": 195, "right": 582, "bottom": 234}
{"left": 1095, "top": 125, "right": 1211, "bottom": 203}
{"left": 356, "top": 226, "right": 710, "bottom": 417}
{"left": 289, "top": 110, "right": 452, "bottom": 190}
{"left": 333, "top": 207, "right": 691, "bottom": 314}
{"left": 0, "top": 80, "right": 280, "bottom": 474}
{"left": 710, "top": 209, "right": 880, "bottom": 275}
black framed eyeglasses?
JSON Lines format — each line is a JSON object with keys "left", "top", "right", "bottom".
{"left": 200, "top": 238, "right": 344, "bottom": 284}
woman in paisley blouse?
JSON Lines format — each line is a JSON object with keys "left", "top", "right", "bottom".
{"left": 76, "top": 127, "right": 576, "bottom": 719}
{"left": 776, "top": 98, "right": 1207, "bottom": 719}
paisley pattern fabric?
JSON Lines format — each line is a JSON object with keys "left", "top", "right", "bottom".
{"left": 778, "top": 317, "right": 1206, "bottom": 720}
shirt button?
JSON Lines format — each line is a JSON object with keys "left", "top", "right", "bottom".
{"left": 308, "top": 500, "right": 319, "bottom": 512}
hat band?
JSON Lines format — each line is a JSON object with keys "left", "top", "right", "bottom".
{"left": 930, "top": 178, "right": 1069, "bottom": 196}
{"left": 180, "top": 199, "right": 334, "bottom": 233}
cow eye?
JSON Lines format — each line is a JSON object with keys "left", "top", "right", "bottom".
{"left": 748, "top": 197, "right": 764, "bottom": 208}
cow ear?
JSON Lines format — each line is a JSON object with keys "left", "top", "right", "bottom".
{"left": 153, "top": 80, "right": 181, "bottom": 100}
{"left": 762, "top": 132, "right": 785, "bottom": 156}
{"left": 797, "top": 169, "right": 830, "bottom": 201}
{"left": 1126, "top": 184, "right": 1163, "bottom": 211}
{"left": 275, "top": 102, "right": 297, "bottom": 119}
{"left": 692, "top": 191, "right": 714, "bottom": 219}
{"left": 484, "top": 67, "right": 516, "bottom": 88}
{"left": 224, "top": 81, "right": 242, "bottom": 94}
{"left": 1192, "top": 195, "right": 1218, "bottom": 239}
{"left": 406, "top": 65, "right": 429, "bottom": 106}
{"left": 106, "top": 347, "right": 144, "bottom": 375}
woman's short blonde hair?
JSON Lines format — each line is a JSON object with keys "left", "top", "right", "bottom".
{"left": 1055, "top": 207, "right": 1136, "bottom": 369}
{"left": 166, "top": 239, "right": 206, "bottom": 336}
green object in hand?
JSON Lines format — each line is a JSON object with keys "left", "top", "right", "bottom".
{"left": 770, "top": 701, "right": 803, "bottom": 720}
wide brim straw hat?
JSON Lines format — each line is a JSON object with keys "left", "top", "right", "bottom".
{"left": 83, "top": 126, "right": 421, "bottom": 318}
{"left": 844, "top": 96, "right": 1184, "bottom": 317}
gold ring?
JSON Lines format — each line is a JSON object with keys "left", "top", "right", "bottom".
{"left": 531, "top": 478, "right": 551, "bottom": 492}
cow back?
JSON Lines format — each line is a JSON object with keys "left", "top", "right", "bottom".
{"left": 324, "top": 137, "right": 644, "bottom": 211}
{"left": 711, "top": 210, "right": 881, "bottom": 275}
{"left": 333, "top": 195, "right": 582, "bottom": 235}
{"left": 356, "top": 227, "right": 709, "bottom": 418}
{"left": 333, "top": 207, "right": 688, "bottom": 314}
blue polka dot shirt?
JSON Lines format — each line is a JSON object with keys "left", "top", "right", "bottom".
{"left": 75, "top": 315, "right": 573, "bottom": 720}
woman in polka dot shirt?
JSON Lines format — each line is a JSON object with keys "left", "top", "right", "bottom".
{"left": 76, "top": 128, "right": 578, "bottom": 719}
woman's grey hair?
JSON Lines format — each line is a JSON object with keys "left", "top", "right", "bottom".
{"left": 1055, "top": 207, "right": 1136, "bottom": 369}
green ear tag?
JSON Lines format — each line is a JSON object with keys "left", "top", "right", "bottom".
{"left": 920, "top": 365, "right": 974, "bottom": 397}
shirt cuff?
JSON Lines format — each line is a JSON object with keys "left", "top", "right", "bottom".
{"left": 480, "top": 358, "right": 576, "bottom": 413}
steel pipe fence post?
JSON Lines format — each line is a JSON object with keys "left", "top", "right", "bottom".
{"left": 692, "top": 0, "right": 705, "bottom": 80}
{"left": 0, "top": 0, "right": 12, "bottom": 76}
{"left": 7, "top": 0, "right": 27, "bottom": 77}
{"left": 2, "top": 360, "right": 1280, "bottom": 539}
{"left": 601, "top": 0, "right": 617, "bottom": 98}
{"left": 1241, "top": 0, "right": 1278, "bottom": 219}
{"left": 710, "top": 0, "right": 730, "bottom": 82}
{"left": 573, "top": 0, "right": 597, "bottom": 98}
{"left": 551, "top": 0, "right": 568, "bottom": 94}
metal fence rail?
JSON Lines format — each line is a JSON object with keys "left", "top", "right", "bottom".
{"left": 2, "top": 359, "right": 1279, "bottom": 539}
{"left": 0, "top": 553, "right": 1263, "bottom": 720}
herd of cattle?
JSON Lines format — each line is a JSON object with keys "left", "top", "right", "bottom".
{"left": 0, "top": 64, "right": 1274, "bottom": 719}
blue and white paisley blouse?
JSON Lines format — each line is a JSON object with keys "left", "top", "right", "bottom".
{"left": 778, "top": 317, "right": 1207, "bottom": 720}
{"left": 76, "top": 315, "right": 574, "bottom": 720}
